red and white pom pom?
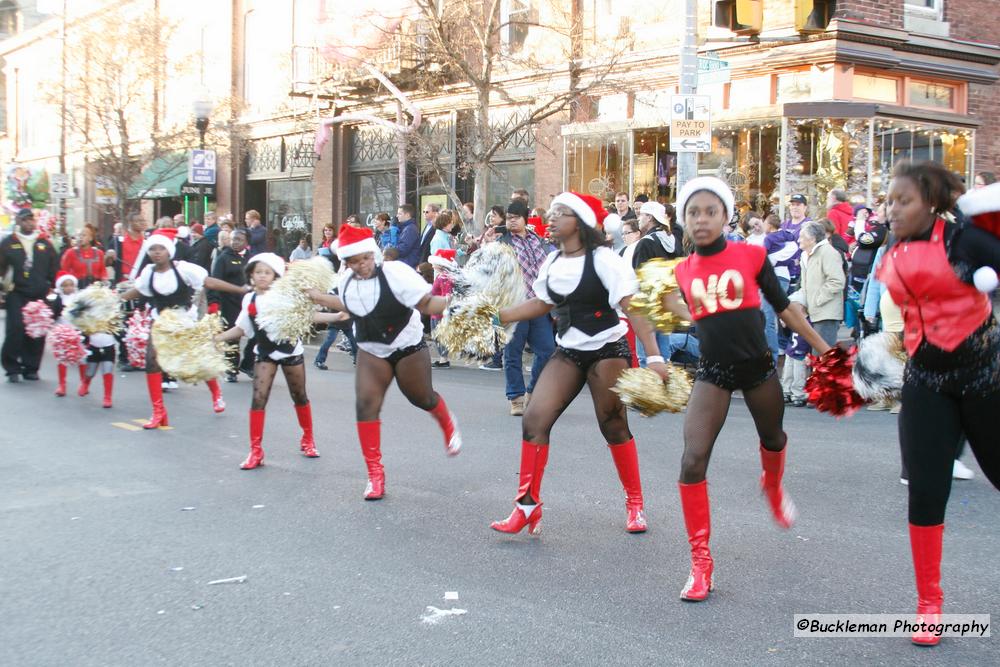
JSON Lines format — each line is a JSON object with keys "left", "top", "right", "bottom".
{"left": 805, "top": 346, "right": 865, "bottom": 418}
{"left": 47, "top": 324, "right": 87, "bottom": 365}
{"left": 22, "top": 300, "right": 54, "bottom": 338}
{"left": 125, "top": 307, "right": 152, "bottom": 369}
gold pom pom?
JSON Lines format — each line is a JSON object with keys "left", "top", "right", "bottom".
{"left": 151, "top": 309, "right": 229, "bottom": 384}
{"left": 255, "top": 257, "right": 336, "bottom": 343}
{"left": 433, "top": 295, "right": 509, "bottom": 360}
{"left": 613, "top": 365, "right": 692, "bottom": 417}
{"left": 66, "top": 285, "right": 123, "bottom": 335}
{"left": 631, "top": 258, "right": 689, "bottom": 333}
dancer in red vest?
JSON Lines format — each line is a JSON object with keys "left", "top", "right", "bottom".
{"left": 877, "top": 161, "right": 1000, "bottom": 646}
{"left": 661, "top": 177, "right": 830, "bottom": 601}
{"left": 216, "top": 253, "right": 344, "bottom": 469}
{"left": 489, "top": 192, "right": 670, "bottom": 536}
{"left": 119, "top": 233, "right": 245, "bottom": 429}
{"left": 307, "top": 225, "right": 461, "bottom": 499}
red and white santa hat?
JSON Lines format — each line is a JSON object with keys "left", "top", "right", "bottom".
{"left": 428, "top": 248, "right": 457, "bottom": 269}
{"left": 55, "top": 271, "right": 78, "bottom": 289}
{"left": 247, "top": 252, "right": 286, "bottom": 277}
{"left": 956, "top": 182, "right": 1000, "bottom": 292}
{"left": 336, "top": 224, "right": 381, "bottom": 260}
{"left": 549, "top": 191, "right": 609, "bottom": 229}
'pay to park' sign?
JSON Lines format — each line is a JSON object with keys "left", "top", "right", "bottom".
{"left": 670, "top": 95, "right": 712, "bottom": 153}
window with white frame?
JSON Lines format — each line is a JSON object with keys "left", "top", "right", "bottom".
{"left": 904, "top": 0, "right": 945, "bottom": 21}
{"left": 500, "top": 0, "right": 533, "bottom": 54}
{"left": 903, "top": 0, "right": 948, "bottom": 36}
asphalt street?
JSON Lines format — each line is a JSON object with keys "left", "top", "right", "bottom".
{"left": 1, "top": 340, "right": 998, "bottom": 666}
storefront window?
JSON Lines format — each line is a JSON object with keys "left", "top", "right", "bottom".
{"left": 350, "top": 172, "right": 399, "bottom": 226}
{"left": 632, "top": 130, "right": 676, "bottom": 202}
{"left": 782, "top": 118, "right": 872, "bottom": 209}
{"left": 705, "top": 121, "right": 780, "bottom": 213}
{"left": 267, "top": 179, "right": 313, "bottom": 260}
{"left": 487, "top": 162, "right": 535, "bottom": 207}
{"left": 907, "top": 80, "right": 956, "bottom": 110}
{"left": 854, "top": 73, "right": 899, "bottom": 103}
{"left": 565, "top": 132, "right": 629, "bottom": 205}
{"left": 872, "top": 119, "right": 972, "bottom": 195}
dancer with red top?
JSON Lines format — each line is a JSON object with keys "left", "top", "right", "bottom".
{"left": 216, "top": 253, "right": 343, "bottom": 469}
{"left": 489, "top": 192, "right": 670, "bottom": 536}
{"left": 119, "top": 233, "right": 246, "bottom": 429}
{"left": 307, "top": 225, "right": 462, "bottom": 499}
{"left": 660, "top": 177, "right": 831, "bottom": 601}
{"left": 877, "top": 161, "right": 999, "bottom": 646}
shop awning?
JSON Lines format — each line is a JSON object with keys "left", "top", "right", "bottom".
{"left": 128, "top": 155, "right": 188, "bottom": 199}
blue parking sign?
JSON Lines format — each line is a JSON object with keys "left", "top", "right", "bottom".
{"left": 188, "top": 149, "right": 217, "bottom": 185}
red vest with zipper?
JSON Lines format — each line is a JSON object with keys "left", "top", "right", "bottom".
{"left": 877, "top": 218, "right": 992, "bottom": 355}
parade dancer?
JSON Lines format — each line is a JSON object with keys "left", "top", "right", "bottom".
{"left": 307, "top": 225, "right": 462, "bottom": 500}
{"left": 119, "top": 233, "right": 245, "bottom": 429}
{"left": 877, "top": 162, "right": 1000, "bottom": 646}
{"left": 50, "top": 272, "right": 87, "bottom": 397}
{"left": 660, "top": 177, "right": 831, "bottom": 601}
{"left": 489, "top": 192, "right": 670, "bottom": 536}
{"left": 215, "top": 253, "right": 343, "bottom": 469}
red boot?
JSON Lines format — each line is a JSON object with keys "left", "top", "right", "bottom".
{"left": 609, "top": 439, "right": 647, "bottom": 533}
{"left": 760, "top": 444, "right": 797, "bottom": 529}
{"left": 77, "top": 365, "right": 90, "bottom": 396}
{"left": 358, "top": 421, "right": 384, "bottom": 499}
{"left": 679, "top": 480, "right": 714, "bottom": 601}
{"left": 207, "top": 379, "right": 225, "bottom": 413}
{"left": 910, "top": 523, "right": 944, "bottom": 646}
{"left": 55, "top": 363, "right": 67, "bottom": 397}
{"left": 102, "top": 373, "right": 113, "bottom": 408}
{"left": 427, "top": 394, "right": 462, "bottom": 456}
{"left": 295, "top": 402, "right": 319, "bottom": 457}
{"left": 491, "top": 441, "right": 549, "bottom": 535}
{"left": 142, "top": 372, "right": 169, "bottom": 429}
{"left": 241, "top": 410, "right": 265, "bottom": 469}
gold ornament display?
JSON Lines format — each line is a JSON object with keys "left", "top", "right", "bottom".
{"left": 151, "top": 309, "right": 229, "bottom": 384}
{"left": 613, "top": 365, "right": 692, "bottom": 417}
{"left": 630, "top": 258, "right": 689, "bottom": 333}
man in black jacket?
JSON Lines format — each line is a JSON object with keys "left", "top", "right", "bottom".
{"left": 631, "top": 201, "right": 684, "bottom": 269}
{"left": 188, "top": 223, "right": 215, "bottom": 271}
{"left": 0, "top": 209, "right": 59, "bottom": 381}
{"left": 208, "top": 229, "right": 249, "bottom": 381}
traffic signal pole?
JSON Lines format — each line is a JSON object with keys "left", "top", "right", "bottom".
{"left": 676, "top": 0, "right": 699, "bottom": 194}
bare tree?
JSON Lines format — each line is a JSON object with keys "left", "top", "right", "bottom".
{"left": 48, "top": 4, "right": 245, "bottom": 231}
{"left": 318, "top": 0, "right": 627, "bottom": 231}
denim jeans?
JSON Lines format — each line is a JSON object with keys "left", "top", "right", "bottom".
{"left": 761, "top": 276, "right": 790, "bottom": 365}
{"left": 430, "top": 318, "right": 448, "bottom": 360}
{"left": 316, "top": 325, "right": 357, "bottom": 363}
{"left": 503, "top": 315, "right": 555, "bottom": 399}
{"left": 637, "top": 332, "right": 700, "bottom": 366}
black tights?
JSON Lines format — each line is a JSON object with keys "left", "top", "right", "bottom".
{"left": 679, "top": 374, "right": 787, "bottom": 484}
{"left": 252, "top": 361, "right": 308, "bottom": 411}
{"left": 355, "top": 348, "right": 438, "bottom": 421}
{"left": 520, "top": 352, "right": 632, "bottom": 503}
{"left": 900, "top": 381, "right": 1000, "bottom": 526}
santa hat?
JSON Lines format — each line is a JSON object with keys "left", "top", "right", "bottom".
{"left": 549, "top": 191, "right": 608, "bottom": 228}
{"left": 336, "top": 224, "right": 381, "bottom": 260}
{"left": 676, "top": 176, "right": 735, "bottom": 225}
{"left": 639, "top": 201, "right": 667, "bottom": 226}
{"left": 145, "top": 233, "right": 176, "bottom": 258}
{"left": 428, "top": 248, "right": 457, "bottom": 269}
{"left": 957, "top": 183, "right": 1000, "bottom": 292}
{"left": 247, "top": 252, "right": 286, "bottom": 277}
{"left": 55, "top": 271, "right": 78, "bottom": 289}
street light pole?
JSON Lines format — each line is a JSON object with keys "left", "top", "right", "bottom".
{"left": 192, "top": 92, "right": 212, "bottom": 225}
{"left": 676, "top": 0, "right": 699, "bottom": 193}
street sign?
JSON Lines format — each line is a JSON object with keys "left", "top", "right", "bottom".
{"left": 670, "top": 95, "right": 712, "bottom": 153}
{"left": 95, "top": 176, "right": 117, "bottom": 205}
{"left": 50, "top": 173, "right": 72, "bottom": 199}
{"left": 698, "top": 55, "right": 731, "bottom": 86}
{"left": 188, "top": 149, "right": 217, "bottom": 185}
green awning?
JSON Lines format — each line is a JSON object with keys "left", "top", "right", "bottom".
{"left": 128, "top": 155, "right": 188, "bottom": 199}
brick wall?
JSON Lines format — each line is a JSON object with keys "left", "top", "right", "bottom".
{"left": 833, "top": 0, "right": 904, "bottom": 29}
{"left": 533, "top": 113, "right": 567, "bottom": 208}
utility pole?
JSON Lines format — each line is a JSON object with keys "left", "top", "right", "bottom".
{"left": 676, "top": 0, "right": 699, "bottom": 193}
{"left": 58, "top": 0, "right": 67, "bottom": 238}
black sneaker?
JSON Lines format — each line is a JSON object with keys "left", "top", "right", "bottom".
{"left": 240, "top": 365, "right": 255, "bottom": 379}
{"left": 478, "top": 361, "right": 503, "bottom": 371}
{"left": 314, "top": 360, "right": 329, "bottom": 370}
{"left": 225, "top": 372, "right": 238, "bottom": 383}
{"left": 118, "top": 363, "right": 137, "bottom": 373}
{"left": 7, "top": 373, "right": 21, "bottom": 383}
{"left": 791, "top": 398, "right": 807, "bottom": 408}
{"left": 23, "top": 372, "right": 39, "bottom": 381}
{"left": 432, "top": 360, "right": 451, "bottom": 369}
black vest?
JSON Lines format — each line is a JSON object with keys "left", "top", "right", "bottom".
{"left": 546, "top": 250, "right": 620, "bottom": 337}
{"left": 149, "top": 263, "right": 194, "bottom": 312}
{"left": 249, "top": 293, "right": 297, "bottom": 358}
{"left": 343, "top": 267, "right": 412, "bottom": 344}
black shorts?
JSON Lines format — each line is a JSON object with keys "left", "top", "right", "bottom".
{"left": 256, "top": 353, "right": 305, "bottom": 367}
{"left": 85, "top": 344, "right": 116, "bottom": 364}
{"left": 555, "top": 337, "right": 632, "bottom": 373}
{"left": 696, "top": 353, "right": 775, "bottom": 391}
{"left": 384, "top": 341, "right": 427, "bottom": 367}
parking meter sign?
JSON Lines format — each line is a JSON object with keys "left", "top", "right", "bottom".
{"left": 188, "top": 149, "right": 217, "bottom": 185}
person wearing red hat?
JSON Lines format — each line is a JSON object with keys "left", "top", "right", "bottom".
{"left": 187, "top": 223, "right": 215, "bottom": 272}
{"left": 307, "top": 225, "right": 463, "bottom": 500}
{"left": 215, "top": 253, "right": 344, "bottom": 469}
{"left": 489, "top": 191, "right": 670, "bottom": 536}
{"left": 877, "top": 161, "right": 1000, "bottom": 646}
{"left": 59, "top": 224, "right": 107, "bottom": 288}
{"left": 658, "top": 177, "right": 831, "bottom": 604}
{"left": 428, "top": 248, "right": 457, "bottom": 368}
{"left": 119, "top": 234, "right": 247, "bottom": 429}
